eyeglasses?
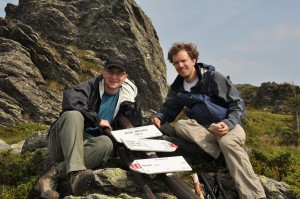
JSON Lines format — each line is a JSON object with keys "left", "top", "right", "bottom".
{"left": 105, "top": 69, "right": 126, "bottom": 77}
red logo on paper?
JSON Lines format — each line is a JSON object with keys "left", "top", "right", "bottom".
{"left": 168, "top": 143, "right": 178, "bottom": 148}
{"left": 130, "top": 163, "right": 142, "bottom": 169}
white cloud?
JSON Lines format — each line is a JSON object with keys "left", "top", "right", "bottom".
{"left": 231, "top": 24, "right": 300, "bottom": 55}
{"left": 252, "top": 24, "right": 300, "bottom": 41}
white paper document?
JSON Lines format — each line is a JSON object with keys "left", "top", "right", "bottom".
{"left": 129, "top": 156, "right": 192, "bottom": 174}
{"left": 122, "top": 138, "right": 178, "bottom": 152}
{"left": 111, "top": 125, "right": 162, "bottom": 143}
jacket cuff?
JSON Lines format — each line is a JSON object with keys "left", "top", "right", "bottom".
{"left": 96, "top": 117, "right": 102, "bottom": 128}
{"left": 149, "top": 113, "right": 163, "bottom": 124}
{"left": 223, "top": 119, "right": 234, "bottom": 131}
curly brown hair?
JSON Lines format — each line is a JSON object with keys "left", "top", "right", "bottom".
{"left": 167, "top": 42, "right": 199, "bottom": 63}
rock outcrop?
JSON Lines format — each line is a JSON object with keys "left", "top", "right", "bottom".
{"left": 1, "top": 0, "right": 168, "bottom": 127}
{"left": 236, "top": 82, "right": 300, "bottom": 114}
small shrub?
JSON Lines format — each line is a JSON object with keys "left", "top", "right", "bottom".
{"left": 279, "top": 129, "right": 300, "bottom": 146}
{"left": 251, "top": 150, "right": 292, "bottom": 181}
{"left": 46, "top": 79, "right": 66, "bottom": 91}
{"left": 0, "top": 178, "right": 40, "bottom": 199}
{"left": 0, "top": 150, "right": 45, "bottom": 185}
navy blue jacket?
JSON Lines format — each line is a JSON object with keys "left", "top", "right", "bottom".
{"left": 153, "top": 63, "right": 244, "bottom": 130}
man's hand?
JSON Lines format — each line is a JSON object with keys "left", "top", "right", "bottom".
{"left": 208, "top": 122, "right": 228, "bottom": 137}
{"left": 99, "top": 119, "right": 112, "bottom": 131}
{"left": 150, "top": 117, "right": 161, "bottom": 128}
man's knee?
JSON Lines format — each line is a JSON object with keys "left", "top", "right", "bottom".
{"left": 101, "top": 136, "right": 114, "bottom": 152}
{"left": 60, "top": 110, "right": 84, "bottom": 123}
{"left": 218, "top": 137, "right": 233, "bottom": 149}
{"left": 218, "top": 134, "right": 242, "bottom": 153}
{"left": 174, "top": 119, "right": 186, "bottom": 132}
{"left": 94, "top": 136, "right": 114, "bottom": 153}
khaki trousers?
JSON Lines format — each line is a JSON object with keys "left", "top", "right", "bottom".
{"left": 174, "top": 119, "right": 266, "bottom": 199}
{"left": 47, "top": 110, "right": 114, "bottom": 177}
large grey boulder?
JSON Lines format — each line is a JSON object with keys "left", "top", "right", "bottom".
{"left": 3, "top": 0, "right": 168, "bottom": 118}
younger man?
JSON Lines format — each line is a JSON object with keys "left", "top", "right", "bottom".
{"left": 36, "top": 58, "right": 141, "bottom": 198}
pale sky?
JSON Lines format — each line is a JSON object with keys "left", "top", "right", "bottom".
{"left": 135, "top": 0, "right": 300, "bottom": 86}
{"left": 1, "top": 1, "right": 300, "bottom": 86}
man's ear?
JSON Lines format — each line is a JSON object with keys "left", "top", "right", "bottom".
{"left": 192, "top": 58, "right": 197, "bottom": 65}
{"left": 122, "top": 74, "right": 128, "bottom": 81}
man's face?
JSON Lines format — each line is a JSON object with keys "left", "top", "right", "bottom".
{"left": 172, "top": 50, "right": 196, "bottom": 82}
{"left": 103, "top": 66, "right": 128, "bottom": 93}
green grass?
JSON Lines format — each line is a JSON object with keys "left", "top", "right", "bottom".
{"left": 68, "top": 45, "right": 104, "bottom": 82}
{"left": 0, "top": 123, "right": 48, "bottom": 145}
{"left": 243, "top": 110, "right": 300, "bottom": 197}
{"left": 243, "top": 110, "right": 293, "bottom": 148}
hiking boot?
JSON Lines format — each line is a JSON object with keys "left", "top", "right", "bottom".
{"left": 35, "top": 166, "right": 61, "bottom": 199}
{"left": 70, "top": 169, "right": 95, "bottom": 196}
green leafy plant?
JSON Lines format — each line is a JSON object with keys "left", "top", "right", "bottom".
{"left": 0, "top": 150, "right": 45, "bottom": 185}
{"left": 0, "top": 150, "right": 45, "bottom": 199}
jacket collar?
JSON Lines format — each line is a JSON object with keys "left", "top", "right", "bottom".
{"left": 170, "top": 63, "right": 215, "bottom": 91}
{"left": 171, "top": 63, "right": 203, "bottom": 89}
